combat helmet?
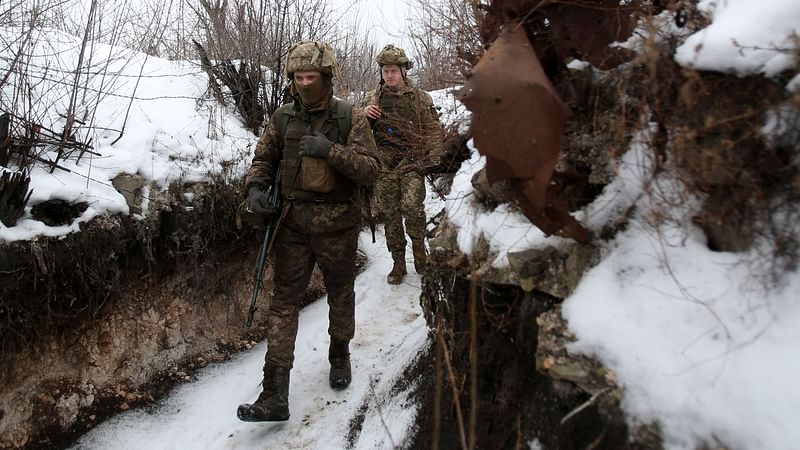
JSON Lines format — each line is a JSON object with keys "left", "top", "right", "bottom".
{"left": 376, "top": 44, "right": 412, "bottom": 69}
{"left": 284, "top": 40, "right": 342, "bottom": 79}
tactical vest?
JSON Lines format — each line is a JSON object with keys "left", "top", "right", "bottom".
{"left": 274, "top": 99, "right": 354, "bottom": 202}
{"left": 373, "top": 88, "right": 422, "bottom": 155}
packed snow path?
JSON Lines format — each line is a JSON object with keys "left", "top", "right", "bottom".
{"left": 71, "top": 228, "right": 430, "bottom": 450}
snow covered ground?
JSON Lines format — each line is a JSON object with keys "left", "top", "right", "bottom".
{"left": 0, "top": 26, "right": 253, "bottom": 242}
{"left": 3, "top": 1, "right": 800, "bottom": 448}
{"left": 70, "top": 228, "right": 432, "bottom": 450}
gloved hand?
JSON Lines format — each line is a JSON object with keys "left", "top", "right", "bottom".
{"left": 299, "top": 131, "right": 334, "bottom": 159}
{"left": 247, "top": 186, "right": 274, "bottom": 216}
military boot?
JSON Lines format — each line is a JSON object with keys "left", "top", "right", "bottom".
{"left": 387, "top": 254, "right": 407, "bottom": 285}
{"left": 329, "top": 338, "right": 352, "bottom": 390}
{"left": 411, "top": 239, "right": 427, "bottom": 273}
{"left": 237, "top": 364, "right": 290, "bottom": 422}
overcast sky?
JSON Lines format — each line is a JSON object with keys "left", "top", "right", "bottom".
{"left": 333, "top": 0, "right": 414, "bottom": 53}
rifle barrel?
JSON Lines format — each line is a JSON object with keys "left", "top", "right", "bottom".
{"left": 244, "top": 167, "right": 283, "bottom": 328}
{"left": 246, "top": 224, "right": 273, "bottom": 327}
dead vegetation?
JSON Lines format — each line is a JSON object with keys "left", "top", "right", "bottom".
{"left": 611, "top": 14, "right": 800, "bottom": 284}
{"left": 0, "top": 179, "right": 248, "bottom": 354}
{"left": 413, "top": 0, "right": 799, "bottom": 275}
{"left": 189, "top": 0, "right": 382, "bottom": 133}
{"left": 415, "top": 1, "right": 799, "bottom": 449}
{"left": 1, "top": 1, "right": 799, "bottom": 448}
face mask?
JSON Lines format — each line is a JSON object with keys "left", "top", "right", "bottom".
{"left": 295, "top": 76, "right": 331, "bottom": 110}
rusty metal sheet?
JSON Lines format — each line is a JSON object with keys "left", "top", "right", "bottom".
{"left": 458, "top": 23, "right": 589, "bottom": 242}
{"left": 458, "top": 23, "right": 569, "bottom": 183}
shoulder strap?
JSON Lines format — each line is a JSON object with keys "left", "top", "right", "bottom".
{"left": 275, "top": 100, "right": 352, "bottom": 143}
{"left": 331, "top": 98, "right": 353, "bottom": 143}
{"left": 273, "top": 103, "right": 296, "bottom": 141}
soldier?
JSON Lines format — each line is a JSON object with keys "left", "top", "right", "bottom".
{"left": 237, "top": 41, "right": 382, "bottom": 422}
{"left": 362, "top": 44, "right": 444, "bottom": 285}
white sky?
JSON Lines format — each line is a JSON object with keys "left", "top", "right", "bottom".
{"left": 3, "top": 1, "right": 800, "bottom": 449}
{"left": 333, "top": 0, "right": 415, "bottom": 53}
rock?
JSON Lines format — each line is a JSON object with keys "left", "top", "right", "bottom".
{"left": 111, "top": 173, "right": 145, "bottom": 215}
{"left": 470, "top": 168, "right": 515, "bottom": 208}
{"left": 506, "top": 243, "right": 596, "bottom": 298}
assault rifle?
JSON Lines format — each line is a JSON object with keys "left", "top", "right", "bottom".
{"left": 245, "top": 168, "right": 282, "bottom": 328}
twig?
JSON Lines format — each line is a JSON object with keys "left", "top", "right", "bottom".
{"left": 560, "top": 387, "right": 611, "bottom": 425}
{"left": 55, "top": 0, "right": 98, "bottom": 172}
{"left": 433, "top": 318, "right": 443, "bottom": 450}
{"left": 111, "top": 4, "right": 170, "bottom": 146}
{"left": 468, "top": 270, "right": 478, "bottom": 450}
{"left": 437, "top": 326, "right": 469, "bottom": 450}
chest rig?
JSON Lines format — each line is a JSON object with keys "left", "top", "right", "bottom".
{"left": 274, "top": 99, "right": 354, "bottom": 202}
{"left": 373, "top": 88, "right": 423, "bottom": 153}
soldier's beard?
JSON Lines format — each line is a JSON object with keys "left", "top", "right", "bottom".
{"left": 295, "top": 76, "right": 332, "bottom": 111}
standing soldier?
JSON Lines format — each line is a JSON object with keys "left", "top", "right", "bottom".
{"left": 238, "top": 41, "right": 382, "bottom": 422}
{"left": 362, "top": 44, "right": 444, "bottom": 285}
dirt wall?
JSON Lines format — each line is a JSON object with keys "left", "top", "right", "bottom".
{"left": 0, "top": 183, "right": 275, "bottom": 449}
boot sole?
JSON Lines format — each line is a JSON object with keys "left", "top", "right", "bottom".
{"left": 237, "top": 405, "right": 289, "bottom": 422}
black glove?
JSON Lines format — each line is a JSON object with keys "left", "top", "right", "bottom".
{"left": 299, "top": 131, "right": 334, "bottom": 159}
{"left": 247, "top": 186, "right": 274, "bottom": 216}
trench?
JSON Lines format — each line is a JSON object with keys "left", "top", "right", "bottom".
{"left": 1, "top": 179, "right": 627, "bottom": 449}
{"left": 0, "top": 182, "right": 275, "bottom": 449}
{"left": 404, "top": 269, "right": 632, "bottom": 450}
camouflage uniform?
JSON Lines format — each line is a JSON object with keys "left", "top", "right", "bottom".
{"left": 238, "top": 41, "right": 381, "bottom": 423}
{"left": 363, "top": 79, "right": 443, "bottom": 276}
{"left": 246, "top": 101, "right": 380, "bottom": 368}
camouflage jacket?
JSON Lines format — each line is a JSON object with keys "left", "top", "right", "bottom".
{"left": 245, "top": 99, "right": 382, "bottom": 195}
{"left": 362, "top": 84, "right": 444, "bottom": 170}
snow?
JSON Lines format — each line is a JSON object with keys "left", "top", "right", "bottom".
{"left": 71, "top": 229, "right": 431, "bottom": 450}
{"left": 443, "top": 82, "right": 800, "bottom": 447}
{"left": 563, "top": 211, "right": 800, "bottom": 450}
{"left": 0, "top": 26, "right": 253, "bottom": 242}
{"left": 3, "top": 3, "right": 800, "bottom": 448}
{"left": 674, "top": 0, "right": 800, "bottom": 77}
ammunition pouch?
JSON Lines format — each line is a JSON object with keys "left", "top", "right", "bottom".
{"left": 299, "top": 156, "right": 337, "bottom": 193}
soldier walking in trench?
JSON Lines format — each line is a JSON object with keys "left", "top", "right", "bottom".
{"left": 237, "top": 41, "right": 382, "bottom": 422}
{"left": 362, "top": 44, "right": 445, "bottom": 285}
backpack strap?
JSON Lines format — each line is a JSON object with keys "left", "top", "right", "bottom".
{"left": 330, "top": 98, "right": 353, "bottom": 144}
{"left": 273, "top": 103, "right": 296, "bottom": 145}
{"left": 276, "top": 100, "right": 353, "bottom": 144}
{"left": 329, "top": 98, "right": 374, "bottom": 241}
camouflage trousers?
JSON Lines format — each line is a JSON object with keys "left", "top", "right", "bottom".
{"left": 265, "top": 201, "right": 360, "bottom": 369}
{"left": 376, "top": 171, "right": 426, "bottom": 258}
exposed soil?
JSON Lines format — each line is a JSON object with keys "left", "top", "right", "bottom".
{"left": 1, "top": 232, "right": 265, "bottom": 449}
{"left": 407, "top": 269, "right": 634, "bottom": 450}
{"left": 0, "top": 184, "right": 353, "bottom": 449}
{"left": 1, "top": 181, "right": 308, "bottom": 449}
